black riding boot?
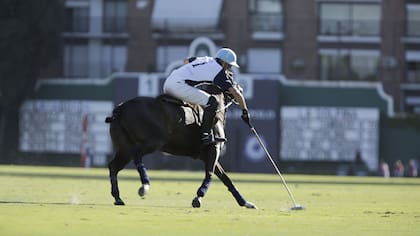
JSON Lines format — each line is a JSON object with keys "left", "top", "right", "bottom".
{"left": 201, "top": 96, "right": 217, "bottom": 146}
{"left": 201, "top": 96, "right": 222, "bottom": 146}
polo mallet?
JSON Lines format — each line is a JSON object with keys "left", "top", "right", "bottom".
{"left": 248, "top": 124, "right": 305, "bottom": 211}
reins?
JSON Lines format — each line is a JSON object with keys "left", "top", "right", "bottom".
{"left": 217, "top": 101, "right": 233, "bottom": 113}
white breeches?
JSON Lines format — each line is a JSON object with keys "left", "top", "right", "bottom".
{"left": 163, "top": 77, "right": 210, "bottom": 106}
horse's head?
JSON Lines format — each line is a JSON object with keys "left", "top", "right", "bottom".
{"left": 197, "top": 83, "right": 240, "bottom": 114}
{"left": 224, "top": 82, "right": 243, "bottom": 106}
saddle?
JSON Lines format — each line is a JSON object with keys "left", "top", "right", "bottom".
{"left": 157, "top": 94, "right": 202, "bottom": 126}
{"left": 157, "top": 94, "right": 187, "bottom": 106}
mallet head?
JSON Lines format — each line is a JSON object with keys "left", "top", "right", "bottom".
{"left": 290, "top": 205, "right": 305, "bottom": 210}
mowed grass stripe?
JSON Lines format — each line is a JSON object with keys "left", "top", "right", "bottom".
{"left": 1, "top": 165, "right": 419, "bottom": 186}
{"left": 1, "top": 165, "right": 420, "bottom": 236}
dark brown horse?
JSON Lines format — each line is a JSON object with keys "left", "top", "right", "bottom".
{"left": 105, "top": 84, "right": 256, "bottom": 208}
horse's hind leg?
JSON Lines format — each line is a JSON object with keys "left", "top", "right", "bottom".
{"left": 214, "top": 162, "right": 257, "bottom": 209}
{"left": 108, "top": 151, "right": 130, "bottom": 205}
{"left": 133, "top": 157, "right": 150, "bottom": 197}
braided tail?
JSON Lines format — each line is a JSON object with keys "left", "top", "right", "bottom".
{"left": 105, "top": 116, "right": 113, "bottom": 123}
{"left": 105, "top": 104, "right": 123, "bottom": 123}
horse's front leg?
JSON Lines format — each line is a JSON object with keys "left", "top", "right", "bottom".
{"left": 214, "top": 162, "right": 257, "bottom": 209}
{"left": 192, "top": 145, "right": 219, "bottom": 208}
{"left": 133, "top": 158, "right": 150, "bottom": 197}
{"left": 192, "top": 171, "right": 212, "bottom": 208}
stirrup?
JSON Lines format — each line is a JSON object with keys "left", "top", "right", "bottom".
{"left": 201, "top": 133, "right": 215, "bottom": 146}
{"left": 201, "top": 133, "right": 227, "bottom": 146}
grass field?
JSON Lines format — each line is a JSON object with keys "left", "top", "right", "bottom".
{"left": 1, "top": 165, "right": 420, "bottom": 236}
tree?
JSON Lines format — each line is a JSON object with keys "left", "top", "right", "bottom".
{"left": 0, "top": 0, "right": 64, "bottom": 162}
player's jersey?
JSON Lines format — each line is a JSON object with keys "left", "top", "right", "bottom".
{"left": 170, "top": 56, "right": 233, "bottom": 91}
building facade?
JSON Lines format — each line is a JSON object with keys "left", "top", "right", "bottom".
{"left": 46, "top": 0, "right": 420, "bottom": 113}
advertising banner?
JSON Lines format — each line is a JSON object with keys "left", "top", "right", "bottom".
{"left": 223, "top": 78, "right": 280, "bottom": 173}
{"left": 110, "top": 73, "right": 281, "bottom": 173}
{"left": 19, "top": 100, "right": 113, "bottom": 164}
{"left": 280, "top": 106, "right": 379, "bottom": 171}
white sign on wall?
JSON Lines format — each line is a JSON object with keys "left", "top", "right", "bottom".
{"left": 138, "top": 73, "right": 160, "bottom": 97}
{"left": 280, "top": 106, "right": 379, "bottom": 171}
{"left": 235, "top": 74, "right": 253, "bottom": 99}
{"left": 19, "top": 100, "right": 113, "bottom": 154}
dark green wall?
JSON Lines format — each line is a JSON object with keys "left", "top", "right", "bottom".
{"left": 34, "top": 80, "right": 115, "bottom": 100}
{"left": 19, "top": 76, "right": 420, "bottom": 172}
{"left": 279, "top": 85, "right": 389, "bottom": 112}
{"left": 380, "top": 117, "right": 420, "bottom": 164}
{"left": 278, "top": 82, "right": 419, "bottom": 169}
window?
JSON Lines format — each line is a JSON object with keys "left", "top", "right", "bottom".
{"left": 249, "top": 0, "right": 282, "bottom": 32}
{"left": 151, "top": 0, "right": 223, "bottom": 33}
{"left": 65, "top": 5, "right": 89, "bottom": 32}
{"left": 319, "top": 3, "right": 381, "bottom": 36}
{"left": 320, "top": 50, "right": 379, "bottom": 81}
{"left": 101, "top": 44, "right": 127, "bottom": 77}
{"left": 247, "top": 48, "right": 281, "bottom": 73}
{"left": 103, "top": 0, "right": 128, "bottom": 32}
{"left": 407, "top": 62, "right": 420, "bottom": 82}
{"left": 406, "top": 4, "right": 420, "bottom": 37}
{"left": 406, "top": 51, "right": 420, "bottom": 82}
{"left": 157, "top": 46, "right": 189, "bottom": 72}
{"left": 64, "top": 44, "right": 89, "bottom": 77}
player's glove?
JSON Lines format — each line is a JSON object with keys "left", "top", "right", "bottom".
{"left": 241, "top": 109, "right": 252, "bottom": 128}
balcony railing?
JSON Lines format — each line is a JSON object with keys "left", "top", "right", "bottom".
{"left": 64, "top": 16, "right": 128, "bottom": 34}
{"left": 103, "top": 17, "right": 128, "bottom": 33}
{"left": 320, "top": 63, "right": 379, "bottom": 81}
{"left": 320, "top": 19, "right": 380, "bottom": 36}
{"left": 152, "top": 18, "right": 222, "bottom": 35}
{"left": 407, "top": 20, "right": 420, "bottom": 37}
{"left": 65, "top": 16, "right": 89, "bottom": 33}
{"left": 407, "top": 70, "right": 420, "bottom": 82}
{"left": 250, "top": 13, "right": 283, "bottom": 32}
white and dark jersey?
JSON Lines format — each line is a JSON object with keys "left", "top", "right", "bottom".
{"left": 171, "top": 56, "right": 234, "bottom": 91}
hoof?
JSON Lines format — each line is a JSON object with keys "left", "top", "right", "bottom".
{"left": 114, "top": 198, "right": 125, "bottom": 206}
{"left": 244, "top": 201, "right": 258, "bottom": 209}
{"left": 138, "top": 184, "right": 150, "bottom": 197}
{"left": 192, "top": 197, "right": 202, "bottom": 208}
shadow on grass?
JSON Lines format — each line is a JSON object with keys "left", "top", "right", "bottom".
{"left": 1, "top": 171, "right": 419, "bottom": 186}
{"left": 0, "top": 200, "right": 205, "bottom": 210}
{"left": 0, "top": 200, "right": 111, "bottom": 206}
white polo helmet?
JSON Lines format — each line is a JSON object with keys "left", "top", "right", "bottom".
{"left": 215, "top": 48, "right": 240, "bottom": 68}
